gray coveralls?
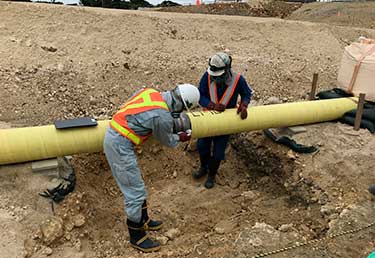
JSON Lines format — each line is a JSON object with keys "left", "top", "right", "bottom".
{"left": 103, "top": 92, "right": 179, "bottom": 223}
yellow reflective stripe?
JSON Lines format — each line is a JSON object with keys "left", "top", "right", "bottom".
{"left": 129, "top": 88, "right": 155, "bottom": 104}
{"left": 127, "top": 89, "right": 153, "bottom": 105}
{"left": 141, "top": 88, "right": 158, "bottom": 95}
{"left": 117, "top": 89, "right": 156, "bottom": 112}
{"left": 117, "top": 89, "right": 168, "bottom": 113}
{"left": 117, "top": 101, "right": 168, "bottom": 113}
{"left": 110, "top": 120, "right": 141, "bottom": 145}
{"left": 125, "top": 101, "right": 168, "bottom": 110}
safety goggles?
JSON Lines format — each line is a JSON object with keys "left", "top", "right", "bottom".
{"left": 209, "top": 65, "right": 226, "bottom": 72}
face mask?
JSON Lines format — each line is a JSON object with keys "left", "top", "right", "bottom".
{"left": 212, "top": 73, "right": 227, "bottom": 86}
{"left": 170, "top": 89, "right": 184, "bottom": 114}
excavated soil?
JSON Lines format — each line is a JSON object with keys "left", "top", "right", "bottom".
{"left": 156, "top": 2, "right": 302, "bottom": 19}
{"left": 1, "top": 1, "right": 375, "bottom": 258}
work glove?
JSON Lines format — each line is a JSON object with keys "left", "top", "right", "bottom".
{"left": 39, "top": 173, "right": 76, "bottom": 203}
{"left": 207, "top": 101, "right": 225, "bottom": 112}
{"left": 178, "top": 129, "right": 192, "bottom": 142}
{"left": 237, "top": 101, "right": 248, "bottom": 120}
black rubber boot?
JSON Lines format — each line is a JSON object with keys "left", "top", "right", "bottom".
{"left": 204, "top": 159, "right": 221, "bottom": 189}
{"left": 142, "top": 200, "right": 163, "bottom": 231}
{"left": 192, "top": 154, "right": 210, "bottom": 179}
{"left": 127, "top": 219, "right": 161, "bottom": 252}
{"left": 369, "top": 185, "right": 375, "bottom": 195}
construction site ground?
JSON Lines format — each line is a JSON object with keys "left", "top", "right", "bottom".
{"left": 1, "top": 1, "right": 375, "bottom": 258}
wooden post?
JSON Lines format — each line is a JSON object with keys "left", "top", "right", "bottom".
{"left": 354, "top": 93, "right": 366, "bottom": 131}
{"left": 309, "top": 73, "right": 319, "bottom": 100}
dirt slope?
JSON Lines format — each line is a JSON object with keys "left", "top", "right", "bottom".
{"left": 156, "top": 2, "right": 302, "bottom": 18}
{"left": 288, "top": 2, "right": 375, "bottom": 29}
{"left": 1, "top": 2, "right": 375, "bottom": 258}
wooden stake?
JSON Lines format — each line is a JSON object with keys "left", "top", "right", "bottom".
{"left": 309, "top": 73, "right": 319, "bottom": 100}
{"left": 354, "top": 93, "right": 366, "bottom": 131}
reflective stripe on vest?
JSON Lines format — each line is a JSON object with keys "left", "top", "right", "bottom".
{"left": 208, "top": 72, "right": 241, "bottom": 107}
{"left": 110, "top": 88, "right": 169, "bottom": 145}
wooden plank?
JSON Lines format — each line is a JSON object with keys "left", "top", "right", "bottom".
{"left": 32, "top": 158, "right": 58, "bottom": 172}
{"left": 309, "top": 73, "right": 319, "bottom": 100}
{"left": 287, "top": 126, "right": 307, "bottom": 135}
{"left": 354, "top": 93, "right": 366, "bottom": 131}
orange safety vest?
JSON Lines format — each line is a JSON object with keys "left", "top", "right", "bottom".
{"left": 208, "top": 72, "right": 240, "bottom": 107}
{"left": 110, "top": 88, "right": 169, "bottom": 145}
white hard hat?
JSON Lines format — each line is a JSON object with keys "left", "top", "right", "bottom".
{"left": 175, "top": 84, "right": 200, "bottom": 110}
{"left": 207, "top": 52, "right": 232, "bottom": 77}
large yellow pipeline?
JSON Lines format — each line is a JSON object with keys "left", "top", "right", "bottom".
{"left": 0, "top": 121, "right": 108, "bottom": 165}
{"left": 0, "top": 98, "right": 357, "bottom": 165}
{"left": 188, "top": 97, "right": 358, "bottom": 139}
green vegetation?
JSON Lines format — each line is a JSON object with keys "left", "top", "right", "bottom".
{"left": 80, "top": 0, "right": 153, "bottom": 9}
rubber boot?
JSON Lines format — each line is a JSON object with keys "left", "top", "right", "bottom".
{"left": 204, "top": 159, "right": 221, "bottom": 189}
{"left": 127, "top": 219, "right": 161, "bottom": 252}
{"left": 369, "top": 185, "right": 375, "bottom": 195}
{"left": 192, "top": 154, "right": 210, "bottom": 179}
{"left": 142, "top": 200, "right": 163, "bottom": 231}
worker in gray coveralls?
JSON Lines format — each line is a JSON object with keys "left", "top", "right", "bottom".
{"left": 103, "top": 84, "right": 200, "bottom": 252}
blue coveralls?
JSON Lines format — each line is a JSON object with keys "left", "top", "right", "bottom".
{"left": 103, "top": 92, "right": 179, "bottom": 223}
{"left": 197, "top": 71, "right": 253, "bottom": 161}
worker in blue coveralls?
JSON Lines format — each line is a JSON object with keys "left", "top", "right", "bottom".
{"left": 192, "top": 52, "right": 253, "bottom": 189}
{"left": 104, "top": 84, "right": 200, "bottom": 252}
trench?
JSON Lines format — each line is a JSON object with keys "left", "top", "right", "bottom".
{"left": 231, "top": 133, "right": 330, "bottom": 238}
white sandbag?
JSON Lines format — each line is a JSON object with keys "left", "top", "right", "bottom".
{"left": 337, "top": 40, "right": 375, "bottom": 101}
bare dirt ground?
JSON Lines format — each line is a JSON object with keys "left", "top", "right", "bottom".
{"left": 1, "top": 1, "right": 375, "bottom": 258}
{"left": 288, "top": 2, "right": 375, "bottom": 29}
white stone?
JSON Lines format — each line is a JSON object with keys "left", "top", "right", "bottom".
{"left": 73, "top": 214, "right": 86, "bottom": 228}
{"left": 40, "top": 217, "right": 64, "bottom": 244}
{"left": 42, "top": 247, "right": 53, "bottom": 256}
{"left": 164, "top": 228, "right": 180, "bottom": 240}
{"left": 156, "top": 235, "right": 169, "bottom": 245}
{"left": 279, "top": 223, "right": 293, "bottom": 232}
{"left": 215, "top": 220, "right": 237, "bottom": 234}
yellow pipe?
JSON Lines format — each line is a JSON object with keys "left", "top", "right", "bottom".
{"left": 0, "top": 98, "right": 358, "bottom": 165}
{"left": 188, "top": 97, "right": 358, "bottom": 138}
{"left": 0, "top": 121, "right": 109, "bottom": 165}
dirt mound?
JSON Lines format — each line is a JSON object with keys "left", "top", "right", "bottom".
{"left": 156, "top": 0, "right": 181, "bottom": 7}
{"left": 288, "top": 2, "right": 375, "bottom": 29}
{"left": 157, "top": 1, "right": 302, "bottom": 18}
{"left": 1, "top": 1, "right": 375, "bottom": 258}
